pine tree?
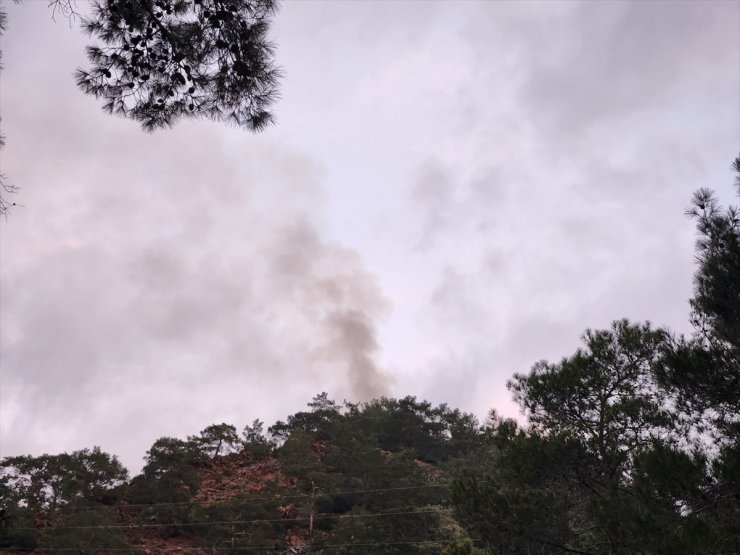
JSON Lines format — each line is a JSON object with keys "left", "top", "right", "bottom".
{"left": 76, "top": 0, "right": 281, "bottom": 131}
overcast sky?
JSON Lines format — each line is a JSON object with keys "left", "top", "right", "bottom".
{"left": 1, "top": 0, "right": 738, "bottom": 473}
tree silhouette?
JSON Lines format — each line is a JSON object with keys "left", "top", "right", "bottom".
{"left": 0, "top": 0, "right": 282, "bottom": 215}
{"left": 0, "top": 7, "right": 19, "bottom": 218}
{"left": 76, "top": 0, "right": 282, "bottom": 131}
{"left": 452, "top": 159, "right": 740, "bottom": 553}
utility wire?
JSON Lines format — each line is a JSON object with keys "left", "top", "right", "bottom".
{"left": 15, "top": 508, "right": 454, "bottom": 531}
{"left": 9, "top": 482, "right": 455, "bottom": 514}
{"left": 2, "top": 538, "right": 479, "bottom": 552}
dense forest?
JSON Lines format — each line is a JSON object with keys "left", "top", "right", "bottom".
{"left": 1, "top": 161, "right": 738, "bottom": 553}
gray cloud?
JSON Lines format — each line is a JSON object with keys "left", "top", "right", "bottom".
{"left": 404, "top": 0, "right": 737, "bottom": 416}
{"left": 462, "top": 1, "right": 737, "bottom": 137}
{"left": 1, "top": 136, "right": 389, "bottom": 467}
{"left": 411, "top": 161, "right": 457, "bottom": 248}
{"left": 0, "top": 9, "right": 389, "bottom": 467}
{"left": 0, "top": 0, "right": 736, "bottom": 469}
{"left": 523, "top": 2, "right": 734, "bottom": 134}
{"left": 411, "top": 160, "right": 513, "bottom": 251}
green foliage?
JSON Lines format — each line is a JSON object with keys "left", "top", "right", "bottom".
{"left": 326, "top": 505, "right": 449, "bottom": 555}
{"left": 716, "top": 457, "right": 740, "bottom": 550}
{"left": 509, "top": 320, "right": 674, "bottom": 458}
{"left": 128, "top": 436, "right": 203, "bottom": 504}
{"left": 688, "top": 161, "right": 740, "bottom": 348}
{"left": 188, "top": 497, "right": 292, "bottom": 550}
{"left": 0, "top": 448, "right": 128, "bottom": 551}
{"left": 440, "top": 537, "right": 488, "bottom": 555}
{"left": 270, "top": 392, "right": 344, "bottom": 444}
{"left": 190, "top": 422, "right": 241, "bottom": 458}
{"left": 242, "top": 419, "right": 275, "bottom": 460}
{"left": 0, "top": 499, "right": 37, "bottom": 550}
{"left": 0, "top": 448, "right": 128, "bottom": 510}
{"left": 274, "top": 429, "right": 325, "bottom": 488}
{"left": 453, "top": 423, "right": 736, "bottom": 552}
{"left": 454, "top": 433, "right": 597, "bottom": 553}
{"left": 37, "top": 508, "right": 137, "bottom": 552}
{"left": 76, "top": 0, "right": 281, "bottom": 131}
{"left": 657, "top": 160, "right": 740, "bottom": 441}
{"left": 143, "top": 436, "right": 204, "bottom": 472}
{"left": 308, "top": 391, "right": 340, "bottom": 413}
{"left": 347, "top": 397, "right": 481, "bottom": 465}
{"left": 452, "top": 158, "right": 740, "bottom": 553}
{"left": 271, "top": 393, "right": 478, "bottom": 515}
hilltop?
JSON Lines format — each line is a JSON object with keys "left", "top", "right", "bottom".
{"left": 1, "top": 395, "right": 488, "bottom": 554}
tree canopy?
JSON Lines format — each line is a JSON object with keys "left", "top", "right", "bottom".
{"left": 453, "top": 158, "right": 740, "bottom": 553}
{"left": 76, "top": 0, "right": 281, "bottom": 131}
{"left": 0, "top": 0, "right": 282, "bottom": 215}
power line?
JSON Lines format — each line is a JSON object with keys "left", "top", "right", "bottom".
{"left": 10, "top": 482, "right": 455, "bottom": 514}
{"left": 1, "top": 538, "right": 479, "bottom": 552}
{"left": 15, "top": 508, "right": 454, "bottom": 531}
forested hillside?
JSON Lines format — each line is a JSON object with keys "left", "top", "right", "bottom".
{"left": 1, "top": 163, "right": 738, "bottom": 553}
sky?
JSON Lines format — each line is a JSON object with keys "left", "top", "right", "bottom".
{"left": 1, "top": 0, "right": 738, "bottom": 473}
